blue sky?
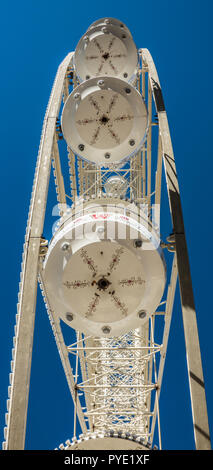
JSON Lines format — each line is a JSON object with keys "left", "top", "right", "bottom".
{"left": 0, "top": 0, "right": 212, "bottom": 450}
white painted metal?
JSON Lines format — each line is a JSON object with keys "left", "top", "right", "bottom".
{"left": 141, "top": 48, "right": 211, "bottom": 450}
{"left": 38, "top": 272, "right": 88, "bottom": 434}
{"left": 87, "top": 18, "right": 133, "bottom": 39}
{"left": 104, "top": 175, "right": 128, "bottom": 197}
{"left": 3, "top": 18, "right": 211, "bottom": 452}
{"left": 56, "top": 433, "right": 151, "bottom": 450}
{"left": 42, "top": 198, "right": 166, "bottom": 336}
{"left": 74, "top": 24, "right": 137, "bottom": 83}
{"left": 67, "top": 328, "right": 161, "bottom": 443}
{"left": 61, "top": 76, "right": 148, "bottom": 165}
{"left": 3, "top": 52, "right": 74, "bottom": 450}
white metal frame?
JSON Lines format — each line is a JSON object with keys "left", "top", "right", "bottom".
{"left": 2, "top": 45, "right": 211, "bottom": 450}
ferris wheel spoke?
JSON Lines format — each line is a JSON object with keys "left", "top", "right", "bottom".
{"left": 63, "top": 280, "right": 91, "bottom": 289}
{"left": 110, "top": 292, "right": 128, "bottom": 317}
{"left": 107, "top": 93, "right": 118, "bottom": 113}
{"left": 90, "top": 125, "right": 101, "bottom": 145}
{"left": 119, "top": 277, "right": 145, "bottom": 287}
{"left": 107, "top": 246, "right": 124, "bottom": 274}
{"left": 85, "top": 294, "right": 100, "bottom": 318}
{"left": 80, "top": 248, "right": 98, "bottom": 276}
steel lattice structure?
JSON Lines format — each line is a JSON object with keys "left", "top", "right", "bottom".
{"left": 2, "top": 19, "right": 211, "bottom": 451}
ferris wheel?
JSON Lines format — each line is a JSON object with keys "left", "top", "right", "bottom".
{"left": 3, "top": 18, "right": 211, "bottom": 451}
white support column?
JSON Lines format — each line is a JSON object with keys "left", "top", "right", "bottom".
{"left": 4, "top": 53, "right": 73, "bottom": 450}
{"left": 142, "top": 48, "right": 211, "bottom": 450}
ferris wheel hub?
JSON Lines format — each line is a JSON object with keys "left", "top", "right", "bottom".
{"left": 42, "top": 198, "right": 166, "bottom": 337}
{"left": 61, "top": 76, "right": 148, "bottom": 165}
{"left": 74, "top": 22, "right": 137, "bottom": 84}
{"left": 104, "top": 175, "right": 128, "bottom": 197}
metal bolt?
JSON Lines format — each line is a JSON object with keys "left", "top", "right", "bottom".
{"left": 74, "top": 92, "right": 81, "bottom": 100}
{"left": 61, "top": 242, "right": 70, "bottom": 251}
{"left": 102, "top": 325, "right": 111, "bottom": 334}
{"left": 78, "top": 144, "right": 85, "bottom": 151}
{"left": 66, "top": 313, "right": 74, "bottom": 322}
{"left": 134, "top": 239, "right": 142, "bottom": 248}
{"left": 166, "top": 232, "right": 175, "bottom": 243}
{"left": 39, "top": 246, "right": 48, "bottom": 257}
{"left": 138, "top": 310, "right": 146, "bottom": 319}
{"left": 168, "top": 244, "right": 176, "bottom": 252}
{"left": 97, "top": 226, "right": 105, "bottom": 234}
{"left": 40, "top": 236, "right": 48, "bottom": 247}
{"left": 98, "top": 79, "right": 105, "bottom": 87}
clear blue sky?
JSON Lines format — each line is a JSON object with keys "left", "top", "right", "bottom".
{"left": 0, "top": 0, "right": 212, "bottom": 450}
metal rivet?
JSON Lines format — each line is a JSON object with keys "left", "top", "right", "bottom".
{"left": 105, "top": 153, "right": 110, "bottom": 159}
{"left": 134, "top": 239, "right": 142, "bottom": 248}
{"left": 61, "top": 242, "right": 70, "bottom": 251}
{"left": 66, "top": 313, "right": 74, "bottom": 322}
{"left": 78, "top": 144, "right": 85, "bottom": 151}
{"left": 129, "top": 139, "right": 135, "bottom": 146}
{"left": 98, "top": 79, "right": 105, "bottom": 87}
{"left": 123, "top": 73, "right": 128, "bottom": 78}
{"left": 138, "top": 310, "right": 146, "bottom": 319}
{"left": 125, "top": 87, "right": 131, "bottom": 94}
{"left": 102, "top": 325, "right": 111, "bottom": 334}
{"left": 74, "top": 92, "right": 81, "bottom": 100}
